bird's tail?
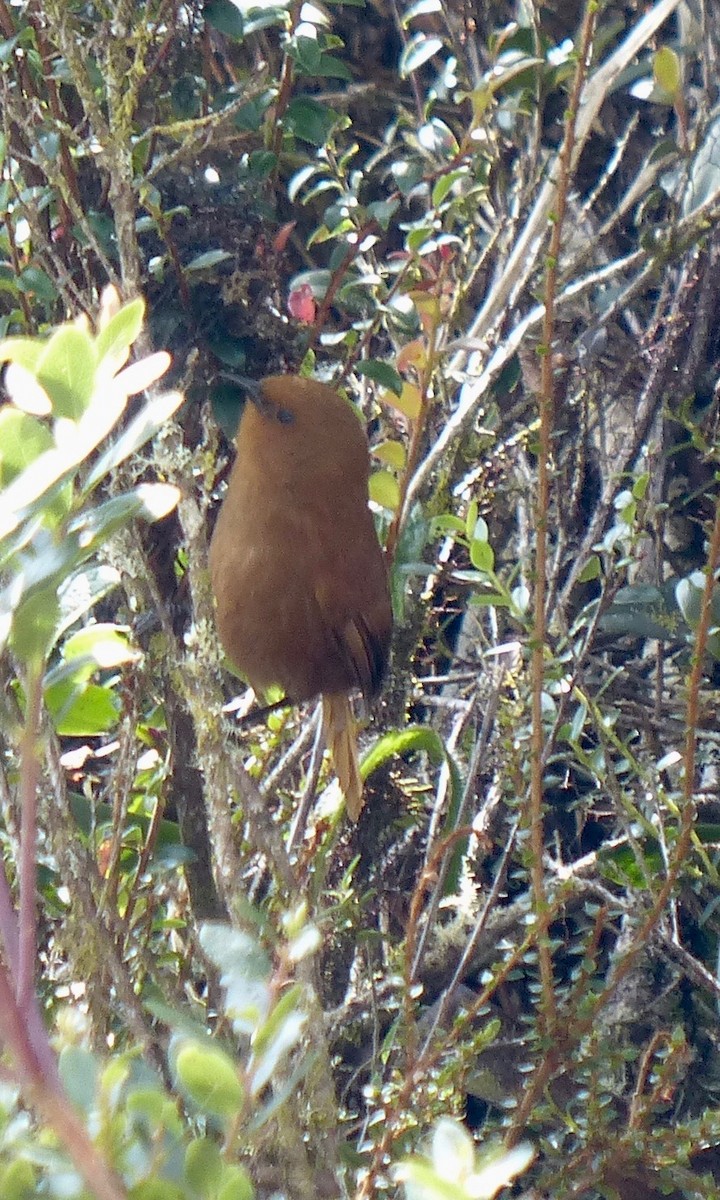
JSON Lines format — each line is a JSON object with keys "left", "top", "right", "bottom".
{"left": 322, "top": 693, "right": 363, "bottom": 820}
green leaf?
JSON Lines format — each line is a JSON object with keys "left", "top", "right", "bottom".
{"left": 242, "top": 7, "right": 287, "bottom": 34}
{"left": 653, "top": 45, "right": 681, "bottom": 97}
{"left": 125, "top": 1086, "right": 184, "bottom": 1139}
{"left": 599, "top": 582, "right": 678, "bottom": 640}
{"left": 56, "top": 564, "right": 121, "bottom": 639}
{"left": 3, "top": 362, "right": 52, "bottom": 415}
{"left": 284, "top": 97, "right": 341, "bottom": 146}
{"left": 234, "top": 96, "right": 272, "bottom": 132}
{"left": 249, "top": 984, "right": 306, "bottom": 1094}
{"left": 0, "top": 409, "right": 53, "bottom": 486}
{"left": 290, "top": 38, "right": 352, "bottom": 80}
{"left": 207, "top": 333, "right": 251, "bottom": 368}
{"left": 9, "top": 586, "right": 61, "bottom": 666}
{"left": 17, "top": 266, "right": 58, "bottom": 305}
{"left": 171, "top": 73, "right": 203, "bottom": 119}
{"left": 290, "top": 35, "right": 322, "bottom": 73}
{"left": 399, "top": 34, "right": 443, "bottom": 77}
{"left": 186, "top": 249, "right": 234, "bottom": 271}
{"left": 470, "top": 537, "right": 494, "bottom": 572}
{"left": 577, "top": 555, "right": 601, "bottom": 583}
{"left": 131, "top": 1180, "right": 185, "bottom": 1200}
{"left": 175, "top": 1041, "right": 244, "bottom": 1122}
{"left": 67, "top": 493, "right": 147, "bottom": 551}
{"left": 0, "top": 36, "right": 19, "bottom": 66}
{"left": 366, "top": 198, "right": 400, "bottom": 230}
{"left": 510, "top": 583, "right": 530, "bottom": 616}
{"left": 247, "top": 150, "right": 277, "bottom": 178}
{"left": 185, "top": 1138, "right": 223, "bottom": 1195}
{"left": 200, "top": 922, "right": 272, "bottom": 1035}
{"left": 431, "top": 1117, "right": 474, "bottom": 1177}
{"left": 600, "top": 838, "right": 663, "bottom": 888}
{"left": 44, "top": 680, "right": 120, "bottom": 736}
{"left": 464, "top": 499, "right": 478, "bottom": 539}
{"left": 372, "top": 439, "right": 406, "bottom": 470}
{"left": 0, "top": 1159, "right": 37, "bottom": 1200}
{"left": 438, "top": 750, "right": 469, "bottom": 896}
{"left": 217, "top": 1165, "right": 255, "bottom": 1200}
{"left": 388, "top": 382, "right": 421, "bottom": 418}
{"left": 356, "top": 359, "right": 403, "bottom": 395}
{"left": 431, "top": 169, "right": 467, "bottom": 207}
{"left": 392, "top": 160, "right": 425, "bottom": 197}
{"left": 58, "top": 1045, "right": 99, "bottom": 1113}
{"left": 430, "top": 514, "right": 465, "bottom": 535}
{"left": 362, "top": 724, "right": 445, "bottom": 778}
{"left": 675, "top": 574, "right": 703, "bottom": 628}
{"left": 205, "top": 0, "right": 244, "bottom": 38}
{"left": 0, "top": 336, "right": 45, "bottom": 372}
{"left": 62, "top": 623, "right": 138, "bottom": 669}
{"left": 82, "top": 390, "right": 183, "bottom": 491}
{"left": 369, "top": 469, "right": 400, "bottom": 511}
{"left": 37, "top": 326, "right": 97, "bottom": 419}
{"left": 468, "top": 513, "right": 486, "bottom": 542}
{"left": 406, "top": 225, "right": 434, "bottom": 253}
{"left": 95, "top": 297, "right": 145, "bottom": 370}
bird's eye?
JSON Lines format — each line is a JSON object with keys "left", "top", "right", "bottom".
{"left": 276, "top": 407, "right": 294, "bottom": 425}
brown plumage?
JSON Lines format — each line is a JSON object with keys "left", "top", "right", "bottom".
{"left": 209, "top": 374, "right": 392, "bottom": 818}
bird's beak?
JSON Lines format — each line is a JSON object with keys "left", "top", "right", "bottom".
{"left": 212, "top": 374, "right": 277, "bottom": 436}
{"left": 220, "top": 373, "right": 261, "bottom": 396}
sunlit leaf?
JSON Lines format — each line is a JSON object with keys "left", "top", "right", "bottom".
{"left": 62, "top": 623, "right": 138, "bottom": 669}
{"left": 186, "top": 249, "right": 234, "bottom": 271}
{"left": 3, "top": 362, "right": 51, "bottom": 415}
{"left": 95, "top": 297, "right": 145, "bottom": 370}
{"left": 397, "top": 339, "right": 426, "bottom": 374}
{"left": 37, "top": 325, "right": 97, "bottom": 419}
{"left": 362, "top": 724, "right": 445, "bottom": 778}
{"left": 0, "top": 336, "right": 44, "bottom": 373}
{"left": 185, "top": 1139, "right": 223, "bottom": 1194}
{"left": 111, "top": 351, "right": 171, "bottom": 396}
{"left": 387, "top": 382, "right": 421, "bottom": 420}
{"left": 372, "top": 439, "right": 406, "bottom": 469}
{"left": 0, "top": 408, "right": 53, "bottom": 484}
{"left": 216, "top": 1164, "right": 255, "bottom": 1200}
{"left": 249, "top": 984, "right": 306, "bottom": 1094}
{"left": 653, "top": 45, "right": 681, "bottom": 97}
{"left": 175, "top": 1041, "right": 244, "bottom": 1122}
{"left": 9, "top": 585, "right": 62, "bottom": 666}
{"left": 82, "top": 390, "right": 183, "bottom": 492}
{"left": 399, "top": 34, "right": 443, "bottom": 77}
{"left": 369, "top": 470, "right": 400, "bottom": 511}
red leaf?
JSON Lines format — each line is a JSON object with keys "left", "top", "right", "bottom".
{"left": 288, "top": 284, "right": 316, "bottom": 324}
{"left": 273, "top": 221, "right": 296, "bottom": 253}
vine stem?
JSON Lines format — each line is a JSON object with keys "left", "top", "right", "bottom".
{"left": 530, "top": 1, "right": 598, "bottom": 1033}
{"left": 17, "top": 665, "right": 42, "bottom": 1012}
{"left": 681, "top": 472, "right": 720, "bottom": 805}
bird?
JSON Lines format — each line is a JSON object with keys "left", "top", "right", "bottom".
{"left": 209, "top": 374, "right": 392, "bottom": 819}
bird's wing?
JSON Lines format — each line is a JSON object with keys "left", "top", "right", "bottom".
{"left": 314, "top": 576, "right": 390, "bottom": 700}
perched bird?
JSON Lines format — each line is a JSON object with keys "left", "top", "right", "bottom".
{"left": 209, "top": 374, "right": 392, "bottom": 819}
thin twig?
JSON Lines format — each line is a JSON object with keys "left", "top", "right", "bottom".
{"left": 530, "top": 0, "right": 598, "bottom": 1031}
